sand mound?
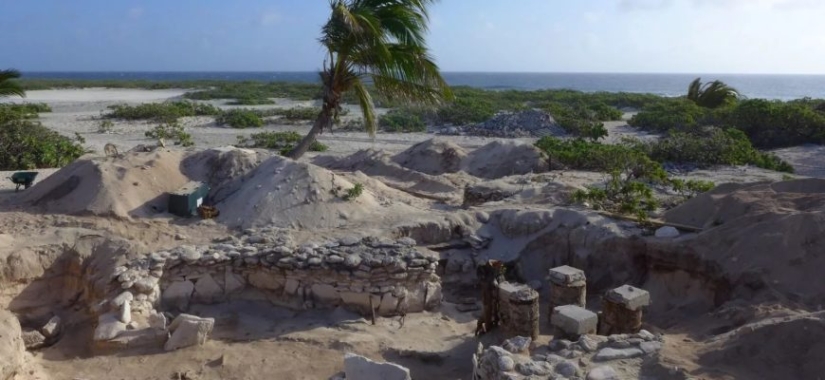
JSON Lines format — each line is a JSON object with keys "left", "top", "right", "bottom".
{"left": 314, "top": 149, "right": 468, "bottom": 202}
{"left": 665, "top": 178, "right": 825, "bottom": 228}
{"left": 215, "top": 156, "right": 420, "bottom": 229}
{"left": 15, "top": 150, "right": 191, "bottom": 218}
{"left": 463, "top": 140, "right": 549, "bottom": 179}
{"left": 181, "top": 147, "right": 265, "bottom": 188}
{"left": 391, "top": 138, "right": 467, "bottom": 176}
{"left": 700, "top": 313, "right": 825, "bottom": 379}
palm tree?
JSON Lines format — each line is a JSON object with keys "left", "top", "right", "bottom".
{"left": 287, "top": 0, "right": 452, "bottom": 159}
{"left": 0, "top": 69, "right": 26, "bottom": 98}
{"left": 686, "top": 78, "right": 739, "bottom": 109}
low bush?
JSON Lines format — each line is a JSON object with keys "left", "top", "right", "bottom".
{"left": 227, "top": 97, "right": 275, "bottom": 105}
{"left": 216, "top": 109, "right": 264, "bottom": 129}
{"left": 436, "top": 98, "right": 495, "bottom": 125}
{"left": 98, "top": 119, "right": 114, "bottom": 133}
{"left": 0, "top": 103, "right": 52, "bottom": 119}
{"left": 379, "top": 108, "right": 426, "bottom": 132}
{"left": 720, "top": 99, "right": 825, "bottom": 149}
{"left": 279, "top": 107, "right": 319, "bottom": 121}
{"left": 237, "top": 132, "right": 328, "bottom": 155}
{"left": 645, "top": 128, "right": 794, "bottom": 172}
{"left": 106, "top": 101, "right": 221, "bottom": 122}
{"left": 628, "top": 99, "right": 712, "bottom": 133}
{"left": 0, "top": 115, "right": 85, "bottom": 170}
{"left": 556, "top": 117, "right": 608, "bottom": 141}
{"left": 145, "top": 121, "right": 194, "bottom": 147}
{"left": 343, "top": 183, "right": 364, "bottom": 201}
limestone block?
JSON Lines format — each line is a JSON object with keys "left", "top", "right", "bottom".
{"left": 654, "top": 226, "right": 679, "bottom": 238}
{"left": 162, "top": 281, "right": 194, "bottom": 311}
{"left": 547, "top": 265, "right": 586, "bottom": 287}
{"left": 249, "top": 271, "right": 285, "bottom": 291}
{"left": 133, "top": 277, "right": 159, "bottom": 294}
{"left": 193, "top": 275, "right": 223, "bottom": 304}
{"left": 148, "top": 311, "right": 167, "bottom": 330}
{"left": 423, "top": 282, "right": 442, "bottom": 310}
{"left": 311, "top": 283, "right": 340, "bottom": 304}
{"left": 22, "top": 329, "right": 46, "bottom": 350}
{"left": 224, "top": 270, "right": 245, "bottom": 295}
{"left": 551, "top": 305, "right": 598, "bottom": 337}
{"left": 111, "top": 291, "right": 134, "bottom": 308}
{"left": 378, "top": 293, "right": 400, "bottom": 315}
{"left": 40, "top": 315, "right": 62, "bottom": 339}
{"left": 284, "top": 278, "right": 301, "bottom": 295}
{"left": 164, "top": 314, "right": 215, "bottom": 351}
{"left": 344, "top": 353, "right": 411, "bottom": 380}
{"left": 586, "top": 366, "right": 621, "bottom": 380}
{"left": 94, "top": 312, "right": 126, "bottom": 341}
{"left": 593, "top": 347, "right": 644, "bottom": 361}
{"left": 118, "top": 302, "right": 131, "bottom": 324}
{"left": 605, "top": 285, "right": 650, "bottom": 311}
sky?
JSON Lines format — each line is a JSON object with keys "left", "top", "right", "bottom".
{"left": 1, "top": 0, "right": 824, "bottom": 74}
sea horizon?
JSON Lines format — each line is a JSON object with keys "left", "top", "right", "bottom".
{"left": 20, "top": 71, "right": 825, "bottom": 101}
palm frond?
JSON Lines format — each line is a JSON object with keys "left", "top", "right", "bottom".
{"left": 352, "top": 79, "right": 377, "bottom": 136}
{"left": 0, "top": 69, "right": 26, "bottom": 98}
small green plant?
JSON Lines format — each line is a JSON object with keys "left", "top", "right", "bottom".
{"left": 227, "top": 97, "right": 275, "bottom": 105}
{"left": 106, "top": 101, "right": 221, "bottom": 122}
{"left": 98, "top": 119, "right": 114, "bottom": 133}
{"left": 379, "top": 108, "right": 427, "bottom": 132}
{"left": 669, "top": 178, "right": 715, "bottom": 199}
{"left": 0, "top": 114, "right": 85, "bottom": 170}
{"left": 571, "top": 172, "right": 659, "bottom": 222}
{"left": 216, "top": 109, "right": 264, "bottom": 129}
{"left": 145, "top": 120, "right": 194, "bottom": 147}
{"left": 342, "top": 183, "right": 364, "bottom": 201}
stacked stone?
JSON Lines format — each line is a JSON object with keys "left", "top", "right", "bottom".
{"left": 497, "top": 282, "right": 540, "bottom": 340}
{"left": 457, "top": 110, "right": 567, "bottom": 138}
{"left": 547, "top": 266, "right": 586, "bottom": 323}
{"left": 599, "top": 285, "right": 651, "bottom": 335}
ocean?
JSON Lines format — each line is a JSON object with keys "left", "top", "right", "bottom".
{"left": 22, "top": 72, "right": 825, "bottom": 101}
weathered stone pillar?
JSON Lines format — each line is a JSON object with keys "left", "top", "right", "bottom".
{"left": 497, "top": 282, "right": 540, "bottom": 340}
{"left": 547, "top": 266, "right": 586, "bottom": 323}
{"left": 599, "top": 285, "right": 651, "bottom": 335}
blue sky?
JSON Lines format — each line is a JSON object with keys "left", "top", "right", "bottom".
{"left": 2, "top": 0, "right": 823, "bottom": 74}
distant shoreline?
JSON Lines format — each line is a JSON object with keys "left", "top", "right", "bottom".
{"left": 18, "top": 72, "right": 825, "bottom": 100}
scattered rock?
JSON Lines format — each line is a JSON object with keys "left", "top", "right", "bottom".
{"left": 502, "top": 336, "right": 532, "bottom": 354}
{"left": 343, "top": 353, "right": 411, "bottom": 380}
{"left": 163, "top": 281, "right": 195, "bottom": 311}
{"left": 94, "top": 312, "right": 126, "bottom": 342}
{"left": 654, "top": 226, "right": 680, "bottom": 238}
{"left": 164, "top": 314, "right": 215, "bottom": 351}
{"left": 515, "top": 361, "right": 553, "bottom": 376}
{"left": 586, "top": 365, "right": 621, "bottom": 380}
{"left": 22, "top": 329, "right": 46, "bottom": 350}
{"left": 555, "top": 360, "right": 580, "bottom": 378}
{"left": 40, "top": 315, "right": 62, "bottom": 339}
{"left": 593, "top": 347, "right": 645, "bottom": 361}
{"left": 640, "top": 341, "right": 663, "bottom": 355}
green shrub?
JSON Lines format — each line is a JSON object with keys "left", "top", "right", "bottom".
{"left": 145, "top": 121, "right": 194, "bottom": 147}
{"left": 436, "top": 98, "right": 495, "bottom": 125}
{"left": 279, "top": 107, "right": 319, "bottom": 120}
{"left": 107, "top": 101, "right": 221, "bottom": 122}
{"left": 0, "top": 103, "right": 52, "bottom": 119}
{"left": 572, "top": 174, "right": 659, "bottom": 222}
{"left": 556, "top": 117, "right": 608, "bottom": 141}
{"left": 98, "top": 119, "right": 114, "bottom": 134}
{"left": 216, "top": 109, "right": 264, "bottom": 129}
{"left": 721, "top": 99, "right": 825, "bottom": 149}
{"left": 227, "top": 97, "right": 275, "bottom": 105}
{"left": 237, "top": 132, "right": 328, "bottom": 155}
{"left": 343, "top": 183, "right": 364, "bottom": 201}
{"left": 535, "top": 136, "right": 667, "bottom": 181}
{"left": 646, "top": 128, "right": 794, "bottom": 173}
{"left": 379, "top": 108, "right": 426, "bottom": 132}
{"left": 628, "top": 99, "right": 712, "bottom": 133}
{"left": 0, "top": 115, "right": 85, "bottom": 170}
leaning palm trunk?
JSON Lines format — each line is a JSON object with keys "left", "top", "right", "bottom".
{"left": 286, "top": 0, "right": 451, "bottom": 160}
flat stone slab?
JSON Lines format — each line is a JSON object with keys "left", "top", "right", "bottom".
{"left": 605, "top": 285, "right": 650, "bottom": 311}
{"left": 548, "top": 265, "right": 586, "bottom": 287}
{"left": 593, "top": 347, "right": 645, "bottom": 361}
{"left": 551, "top": 305, "right": 598, "bottom": 335}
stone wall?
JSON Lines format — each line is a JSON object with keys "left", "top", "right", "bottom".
{"left": 91, "top": 233, "right": 442, "bottom": 350}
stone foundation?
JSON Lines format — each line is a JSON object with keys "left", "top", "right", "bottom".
{"left": 598, "top": 285, "right": 650, "bottom": 335}
{"left": 497, "top": 282, "right": 539, "bottom": 340}
{"left": 91, "top": 235, "right": 442, "bottom": 350}
{"left": 547, "top": 266, "right": 586, "bottom": 322}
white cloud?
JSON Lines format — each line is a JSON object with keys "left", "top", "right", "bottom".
{"left": 260, "top": 10, "right": 281, "bottom": 26}
{"left": 127, "top": 7, "right": 143, "bottom": 19}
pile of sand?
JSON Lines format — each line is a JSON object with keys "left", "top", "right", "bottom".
{"left": 12, "top": 147, "right": 265, "bottom": 219}
{"left": 214, "top": 156, "right": 421, "bottom": 229}
{"left": 314, "top": 149, "right": 468, "bottom": 202}
{"left": 665, "top": 179, "right": 825, "bottom": 229}
{"left": 391, "top": 138, "right": 467, "bottom": 176}
{"left": 462, "top": 140, "right": 549, "bottom": 179}
{"left": 389, "top": 138, "right": 548, "bottom": 180}
{"left": 14, "top": 150, "right": 191, "bottom": 218}
{"left": 662, "top": 178, "right": 825, "bottom": 307}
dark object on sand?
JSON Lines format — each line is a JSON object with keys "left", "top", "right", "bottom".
{"left": 168, "top": 181, "right": 210, "bottom": 217}
{"left": 197, "top": 205, "right": 220, "bottom": 219}
{"left": 9, "top": 171, "right": 38, "bottom": 191}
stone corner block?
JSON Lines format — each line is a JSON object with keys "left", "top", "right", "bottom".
{"left": 605, "top": 285, "right": 650, "bottom": 311}
{"left": 551, "top": 305, "right": 598, "bottom": 336}
{"left": 548, "top": 265, "right": 586, "bottom": 287}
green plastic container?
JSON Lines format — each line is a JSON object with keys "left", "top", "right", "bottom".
{"left": 168, "top": 181, "right": 210, "bottom": 217}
